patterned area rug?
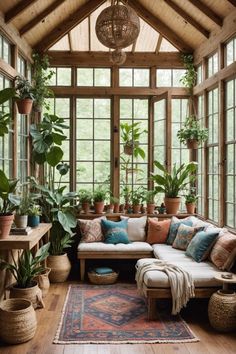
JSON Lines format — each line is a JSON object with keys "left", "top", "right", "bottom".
{"left": 54, "top": 284, "right": 199, "bottom": 344}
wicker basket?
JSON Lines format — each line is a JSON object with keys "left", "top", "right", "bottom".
{"left": 88, "top": 270, "right": 119, "bottom": 285}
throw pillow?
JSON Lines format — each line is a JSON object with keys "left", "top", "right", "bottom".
{"left": 186, "top": 230, "right": 219, "bottom": 262}
{"left": 210, "top": 232, "right": 236, "bottom": 270}
{"left": 166, "top": 216, "right": 193, "bottom": 245}
{"left": 172, "top": 224, "right": 203, "bottom": 251}
{"left": 146, "top": 218, "right": 171, "bottom": 244}
{"left": 101, "top": 219, "right": 130, "bottom": 244}
{"left": 78, "top": 216, "right": 106, "bottom": 243}
{"left": 120, "top": 216, "right": 147, "bottom": 241}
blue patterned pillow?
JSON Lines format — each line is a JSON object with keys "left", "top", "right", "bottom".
{"left": 172, "top": 224, "right": 204, "bottom": 251}
{"left": 186, "top": 230, "right": 219, "bottom": 262}
{"left": 166, "top": 216, "right": 193, "bottom": 245}
{"left": 101, "top": 219, "right": 130, "bottom": 244}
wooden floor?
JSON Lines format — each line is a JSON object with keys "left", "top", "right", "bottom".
{"left": 0, "top": 281, "right": 236, "bottom": 354}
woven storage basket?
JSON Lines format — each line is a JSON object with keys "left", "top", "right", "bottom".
{"left": 0, "top": 298, "right": 37, "bottom": 344}
{"left": 88, "top": 270, "right": 119, "bottom": 285}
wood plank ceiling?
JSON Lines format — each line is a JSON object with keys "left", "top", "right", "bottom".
{"left": 0, "top": 0, "right": 235, "bottom": 54}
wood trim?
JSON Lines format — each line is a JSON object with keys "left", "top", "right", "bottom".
{"left": 166, "top": 91, "right": 172, "bottom": 171}
{"left": 35, "top": 0, "right": 106, "bottom": 52}
{"left": 194, "top": 62, "right": 236, "bottom": 95}
{"left": 219, "top": 79, "right": 225, "bottom": 227}
{"left": 188, "top": 0, "right": 223, "bottom": 27}
{"left": 121, "top": 0, "right": 193, "bottom": 53}
{"left": 155, "top": 35, "right": 163, "bottom": 54}
{"left": 70, "top": 96, "right": 76, "bottom": 192}
{"left": 68, "top": 33, "right": 72, "bottom": 52}
{"left": 203, "top": 90, "right": 208, "bottom": 219}
{"left": 0, "top": 58, "right": 17, "bottom": 79}
{"left": 112, "top": 96, "right": 120, "bottom": 198}
{"left": 50, "top": 86, "right": 188, "bottom": 97}
{"left": 19, "top": 0, "right": 66, "bottom": 36}
{"left": 148, "top": 97, "right": 154, "bottom": 190}
{"left": 5, "top": 0, "right": 38, "bottom": 23}
{"left": 48, "top": 51, "right": 184, "bottom": 68}
{"left": 164, "top": 0, "right": 209, "bottom": 38}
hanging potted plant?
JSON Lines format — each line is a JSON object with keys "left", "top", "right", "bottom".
{"left": 120, "top": 122, "right": 147, "bottom": 157}
{"left": 177, "top": 115, "right": 208, "bottom": 149}
{"left": 185, "top": 188, "right": 198, "bottom": 214}
{"left": 0, "top": 243, "right": 50, "bottom": 309}
{"left": 14, "top": 76, "right": 34, "bottom": 114}
{"left": 151, "top": 161, "right": 197, "bottom": 214}
{"left": 78, "top": 189, "right": 92, "bottom": 214}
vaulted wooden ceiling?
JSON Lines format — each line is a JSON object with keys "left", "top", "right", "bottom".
{"left": 0, "top": 0, "right": 235, "bottom": 54}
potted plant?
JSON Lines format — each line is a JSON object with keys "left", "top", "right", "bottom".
{"left": 31, "top": 52, "right": 54, "bottom": 112}
{"left": 185, "top": 188, "right": 198, "bottom": 214}
{"left": 177, "top": 115, "right": 208, "bottom": 149}
{"left": 131, "top": 187, "right": 145, "bottom": 214}
{"left": 27, "top": 204, "right": 41, "bottom": 227}
{"left": 0, "top": 170, "right": 19, "bottom": 239}
{"left": 151, "top": 161, "right": 197, "bottom": 214}
{"left": 93, "top": 186, "right": 108, "bottom": 214}
{"left": 14, "top": 194, "right": 31, "bottom": 228}
{"left": 145, "top": 190, "right": 156, "bottom": 214}
{"left": 120, "top": 122, "right": 147, "bottom": 158}
{"left": 78, "top": 189, "right": 92, "bottom": 214}
{"left": 14, "top": 76, "right": 34, "bottom": 114}
{"left": 0, "top": 243, "right": 50, "bottom": 309}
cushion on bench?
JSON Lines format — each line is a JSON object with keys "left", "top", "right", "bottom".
{"left": 78, "top": 241, "right": 153, "bottom": 253}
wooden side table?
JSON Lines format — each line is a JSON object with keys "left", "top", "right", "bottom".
{"left": 208, "top": 273, "right": 236, "bottom": 332}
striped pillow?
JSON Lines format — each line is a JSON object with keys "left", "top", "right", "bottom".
{"left": 210, "top": 232, "right": 236, "bottom": 270}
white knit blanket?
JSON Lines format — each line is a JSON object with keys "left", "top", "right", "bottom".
{"left": 135, "top": 259, "right": 195, "bottom": 315}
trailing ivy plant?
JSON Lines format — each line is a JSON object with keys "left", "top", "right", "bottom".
{"left": 180, "top": 54, "right": 197, "bottom": 92}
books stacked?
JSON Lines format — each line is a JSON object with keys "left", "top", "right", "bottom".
{"left": 10, "top": 227, "right": 32, "bottom": 235}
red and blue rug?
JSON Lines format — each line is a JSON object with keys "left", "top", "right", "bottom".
{"left": 54, "top": 284, "right": 198, "bottom": 344}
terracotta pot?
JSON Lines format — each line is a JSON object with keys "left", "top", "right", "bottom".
{"left": 16, "top": 99, "right": 33, "bottom": 115}
{"left": 34, "top": 267, "right": 51, "bottom": 298}
{"left": 0, "top": 299, "right": 37, "bottom": 344}
{"left": 133, "top": 204, "right": 141, "bottom": 214}
{"left": 186, "top": 202, "right": 196, "bottom": 214}
{"left": 0, "top": 214, "right": 14, "bottom": 239}
{"left": 82, "top": 202, "right": 90, "bottom": 214}
{"left": 147, "top": 203, "right": 156, "bottom": 214}
{"left": 94, "top": 201, "right": 104, "bottom": 214}
{"left": 164, "top": 197, "right": 181, "bottom": 214}
{"left": 47, "top": 254, "right": 71, "bottom": 283}
{"left": 114, "top": 203, "right": 120, "bottom": 213}
{"left": 9, "top": 281, "right": 44, "bottom": 310}
{"left": 14, "top": 214, "right": 28, "bottom": 228}
{"left": 186, "top": 139, "right": 198, "bottom": 149}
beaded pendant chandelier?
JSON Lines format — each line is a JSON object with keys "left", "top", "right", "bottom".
{"left": 95, "top": 0, "right": 140, "bottom": 65}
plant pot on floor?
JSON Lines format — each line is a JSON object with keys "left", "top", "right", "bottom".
{"left": 186, "top": 202, "right": 196, "bottom": 214}
{"left": 34, "top": 267, "right": 51, "bottom": 298}
{"left": 0, "top": 214, "right": 14, "bottom": 239}
{"left": 94, "top": 201, "right": 104, "bottom": 214}
{"left": 28, "top": 215, "right": 40, "bottom": 227}
{"left": 0, "top": 299, "right": 37, "bottom": 344}
{"left": 15, "top": 214, "right": 28, "bottom": 228}
{"left": 16, "top": 99, "right": 33, "bottom": 115}
{"left": 9, "top": 281, "right": 44, "bottom": 309}
{"left": 164, "top": 197, "right": 181, "bottom": 214}
{"left": 47, "top": 253, "right": 71, "bottom": 283}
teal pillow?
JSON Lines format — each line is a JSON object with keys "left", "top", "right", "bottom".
{"left": 101, "top": 219, "right": 130, "bottom": 244}
{"left": 94, "top": 267, "right": 113, "bottom": 274}
{"left": 186, "top": 230, "right": 219, "bottom": 262}
{"left": 166, "top": 216, "right": 193, "bottom": 245}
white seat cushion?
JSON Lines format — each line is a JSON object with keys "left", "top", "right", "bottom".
{"left": 78, "top": 241, "right": 153, "bottom": 253}
{"left": 152, "top": 244, "right": 194, "bottom": 262}
{"left": 136, "top": 257, "right": 223, "bottom": 288}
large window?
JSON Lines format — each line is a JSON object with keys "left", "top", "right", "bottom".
{"left": 225, "top": 36, "right": 236, "bottom": 67}
{"left": 120, "top": 98, "right": 149, "bottom": 193}
{"left": 0, "top": 34, "right": 11, "bottom": 65}
{"left": 48, "top": 67, "right": 72, "bottom": 86}
{"left": 119, "top": 69, "right": 150, "bottom": 87}
{"left": 77, "top": 68, "right": 110, "bottom": 87}
{"left": 207, "top": 53, "right": 218, "bottom": 78}
{"left": 0, "top": 74, "right": 13, "bottom": 177}
{"left": 207, "top": 88, "right": 219, "bottom": 223}
{"left": 197, "top": 95, "right": 205, "bottom": 215}
{"left": 225, "top": 78, "right": 236, "bottom": 228}
{"left": 17, "top": 55, "right": 27, "bottom": 76}
{"left": 153, "top": 99, "right": 166, "bottom": 165}
{"left": 76, "top": 98, "right": 111, "bottom": 191}
{"left": 156, "top": 69, "right": 185, "bottom": 87}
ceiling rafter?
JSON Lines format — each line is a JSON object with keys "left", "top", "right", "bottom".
{"left": 227, "top": 0, "right": 236, "bottom": 6}
{"left": 5, "top": 0, "right": 38, "bottom": 24}
{"left": 19, "top": 0, "right": 66, "bottom": 36}
{"left": 188, "top": 0, "right": 223, "bottom": 27}
{"left": 35, "top": 0, "right": 106, "bottom": 53}
{"left": 68, "top": 32, "right": 73, "bottom": 52}
{"left": 121, "top": 0, "right": 193, "bottom": 53}
{"left": 155, "top": 35, "right": 163, "bottom": 54}
{"left": 164, "top": 0, "right": 209, "bottom": 38}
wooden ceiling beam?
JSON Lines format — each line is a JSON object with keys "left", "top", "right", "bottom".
{"left": 188, "top": 0, "right": 223, "bottom": 27}
{"left": 19, "top": 0, "right": 66, "bottom": 36}
{"left": 35, "top": 0, "right": 106, "bottom": 53}
{"left": 47, "top": 51, "right": 184, "bottom": 67}
{"left": 164, "top": 0, "right": 209, "bottom": 38}
{"left": 122, "top": 0, "right": 193, "bottom": 53}
{"left": 155, "top": 35, "right": 163, "bottom": 54}
{"left": 227, "top": 0, "right": 236, "bottom": 6}
{"left": 5, "top": 0, "right": 38, "bottom": 23}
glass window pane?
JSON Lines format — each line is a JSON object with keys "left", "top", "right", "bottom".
{"left": 120, "top": 99, "right": 132, "bottom": 118}
{"left": 57, "top": 68, "right": 71, "bottom": 86}
{"left": 133, "top": 69, "right": 150, "bottom": 87}
{"left": 156, "top": 69, "right": 171, "bottom": 86}
{"left": 119, "top": 69, "right": 132, "bottom": 86}
{"left": 77, "top": 119, "right": 93, "bottom": 139}
{"left": 77, "top": 68, "right": 93, "bottom": 86}
{"left": 94, "top": 141, "right": 110, "bottom": 161}
{"left": 94, "top": 99, "right": 110, "bottom": 118}
{"left": 134, "top": 99, "right": 148, "bottom": 119}
{"left": 77, "top": 141, "right": 93, "bottom": 160}
{"left": 94, "top": 162, "right": 110, "bottom": 182}
{"left": 94, "top": 120, "right": 110, "bottom": 139}
{"left": 173, "top": 69, "right": 185, "bottom": 87}
{"left": 77, "top": 162, "right": 93, "bottom": 182}
{"left": 94, "top": 68, "right": 110, "bottom": 86}
{"left": 55, "top": 98, "right": 70, "bottom": 117}
{"left": 77, "top": 99, "right": 93, "bottom": 118}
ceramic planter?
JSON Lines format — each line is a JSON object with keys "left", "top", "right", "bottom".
{"left": 15, "top": 214, "right": 28, "bottom": 228}
{"left": 0, "top": 214, "right": 14, "bottom": 239}
{"left": 16, "top": 99, "right": 33, "bottom": 115}
{"left": 28, "top": 215, "right": 40, "bottom": 227}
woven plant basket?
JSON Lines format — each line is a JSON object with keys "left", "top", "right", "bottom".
{"left": 88, "top": 270, "right": 119, "bottom": 285}
{"left": 34, "top": 267, "right": 51, "bottom": 298}
{"left": 0, "top": 299, "right": 37, "bottom": 344}
{"left": 47, "top": 253, "right": 71, "bottom": 283}
{"left": 9, "top": 281, "right": 44, "bottom": 309}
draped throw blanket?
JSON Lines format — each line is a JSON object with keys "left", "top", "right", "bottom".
{"left": 135, "top": 259, "right": 195, "bottom": 315}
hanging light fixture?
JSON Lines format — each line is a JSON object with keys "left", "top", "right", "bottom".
{"left": 95, "top": 0, "right": 140, "bottom": 65}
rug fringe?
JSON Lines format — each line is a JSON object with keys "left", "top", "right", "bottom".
{"left": 53, "top": 338, "right": 199, "bottom": 344}
{"left": 54, "top": 285, "right": 72, "bottom": 343}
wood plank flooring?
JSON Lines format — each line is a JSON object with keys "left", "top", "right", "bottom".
{"left": 0, "top": 282, "right": 235, "bottom": 354}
